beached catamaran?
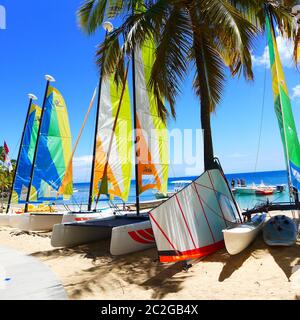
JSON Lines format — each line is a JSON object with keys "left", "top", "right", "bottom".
{"left": 223, "top": 11, "right": 300, "bottom": 254}
{"left": 1, "top": 76, "right": 75, "bottom": 231}
{"left": 51, "top": 21, "right": 169, "bottom": 255}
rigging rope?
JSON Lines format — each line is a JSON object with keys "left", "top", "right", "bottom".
{"left": 254, "top": 49, "right": 268, "bottom": 173}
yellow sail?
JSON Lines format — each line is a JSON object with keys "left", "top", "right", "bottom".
{"left": 134, "top": 36, "right": 169, "bottom": 195}
{"left": 93, "top": 73, "right": 133, "bottom": 201}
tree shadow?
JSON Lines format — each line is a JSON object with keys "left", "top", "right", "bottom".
{"left": 141, "top": 261, "right": 192, "bottom": 299}
{"left": 266, "top": 240, "right": 300, "bottom": 281}
{"left": 208, "top": 234, "right": 300, "bottom": 283}
{"left": 215, "top": 236, "right": 267, "bottom": 282}
{"left": 30, "top": 238, "right": 191, "bottom": 299}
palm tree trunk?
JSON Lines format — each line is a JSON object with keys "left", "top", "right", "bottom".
{"left": 189, "top": 8, "right": 214, "bottom": 170}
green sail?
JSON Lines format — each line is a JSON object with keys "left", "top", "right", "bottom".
{"left": 266, "top": 14, "right": 300, "bottom": 191}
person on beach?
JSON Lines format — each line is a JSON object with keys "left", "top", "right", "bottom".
{"left": 231, "top": 178, "right": 235, "bottom": 189}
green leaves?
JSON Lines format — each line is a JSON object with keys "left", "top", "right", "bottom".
{"left": 77, "top": 0, "right": 298, "bottom": 120}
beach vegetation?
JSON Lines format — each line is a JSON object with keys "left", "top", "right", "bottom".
{"left": 77, "top": 0, "right": 299, "bottom": 170}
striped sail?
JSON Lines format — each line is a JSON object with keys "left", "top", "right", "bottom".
{"left": 266, "top": 15, "right": 300, "bottom": 192}
{"left": 134, "top": 36, "right": 169, "bottom": 195}
{"left": 149, "top": 166, "right": 240, "bottom": 263}
{"left": 92, "top": 74, "right": 132, "bottom": 201}
{"left": 11, "top": 104, "right": 41, "bottom": 203}
{"left": 29, "top": 86, "right": 73, "bottom": 202}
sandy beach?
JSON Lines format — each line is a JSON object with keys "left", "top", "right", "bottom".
{"left": 0, "top": 224, "right": 299, "bottom": 300}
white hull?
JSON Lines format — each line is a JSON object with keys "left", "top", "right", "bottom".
{"left": 223, "top": 214, "right": 266, "bottom": 255}
{"left": 0, "top": 213, "right": 64, "bottom": 231}
{"left": 61, "top": 210, "right": 111, "bottom": 223}
{"left": 0, "top": 210, "right": 108, "bottom": 231}
{"left": 51, "top": 217, "right": 114, "bottom": 247}
{"left": 110, "top": 220, "right": 155, "bottom": 255}
{"left": 51, "top": 212, "right": 155, "bottom": 256}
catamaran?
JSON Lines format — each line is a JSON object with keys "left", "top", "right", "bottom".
{"left": 223, "top": 11, "right": 300, "bottom": 254}
{"left": 51, "top": 21, "right": 169, "bottom": 255}
{"left": 0, "top": 76, "right": 74, "bottom": 231}
{"left": 0, "top": 76, "right": 100, "bottom": 231}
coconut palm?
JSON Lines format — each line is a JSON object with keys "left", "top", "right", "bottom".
{"left": 77, "top": 0, "right": 297, "bottom": 170}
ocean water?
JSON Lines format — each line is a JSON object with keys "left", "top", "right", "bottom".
{"left": 68, "top": 170, "right": 290, "bottom": 211}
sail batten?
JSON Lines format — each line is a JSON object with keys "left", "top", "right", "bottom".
{"left": 266, "top": 15, "right": 300, "bottom": 193}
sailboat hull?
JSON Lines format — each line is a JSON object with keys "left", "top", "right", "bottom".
{"left": 263, "top": 215, "right": 298, "bottom": 246}
{"left": 223, "top": 214, "right": 266, "bottom": 255}
{"left": 0, "top": 210, "right": 112, "bottom": 231}
{"left": 0, "top": 213, "right": 64, "bottom": 231}
{"left": 110, "top": 220, "right": 154, "bottom": 255}
{"left": 51, "top": 214, "right": 154, "bottom": 256}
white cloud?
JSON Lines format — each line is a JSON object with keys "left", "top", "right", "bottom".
{"left": 292, "top": 84, "right": 300, "bottom": 100}
{"left": 252, "top": 34, "right": 294, "bottom": 68}
{"left": 252, "top": 46, "right": 270, "bottom": 68}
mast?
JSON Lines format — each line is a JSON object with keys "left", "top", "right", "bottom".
{"left": 25, "top": 75, "right": 55, "bottom": 213}
{"left": 132, "top": 42, "right": 141, "bottom": 216}
{"left": 6, "top": 94, "right": 38, "bottom": 213}
{"left": 87, "top": 22, "right": 113, "bottom": 212}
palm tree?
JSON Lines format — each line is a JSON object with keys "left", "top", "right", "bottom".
{"left": 77, "top": 0, "right": 297, "bottom": 170}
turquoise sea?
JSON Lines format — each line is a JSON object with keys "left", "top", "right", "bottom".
{"left": 68, "top": 170, "right": 290, "bottom": 211}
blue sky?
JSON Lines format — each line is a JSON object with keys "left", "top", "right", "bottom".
{"left": 1, "top": 1, "right": 300, "bottom": 182}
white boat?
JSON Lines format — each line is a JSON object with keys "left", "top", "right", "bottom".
{"left": 51, "top": 211, "right": 154, "bottom": 255}
{"left": 234, "top": 182, "right": 285, "bottom": 195}
{"left": 0, "top": 209, "right": 107, "bottom": 231}
{"left": 51, "top": 200, "right": 165, "bottom": 249}
{"left": 222, "top": 214, "right": 266, "bottom": 255}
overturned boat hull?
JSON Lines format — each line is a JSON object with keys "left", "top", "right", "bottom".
{"left": 263, "top": 215, "right": 298, "bottom": 246}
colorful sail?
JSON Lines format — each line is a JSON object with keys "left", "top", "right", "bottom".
{"left": 58, "top": 87, "right": 98, "bottom": 197}
{"left": 266, "top": 15, "right": 300, "bottom": 191}
{"left": 92, "top": 73, "right": 132, "bottom": 201}
{"left": 149, "top": 166, "right": 240, "bottom": 263}
{"left": 134, "top": 36, "right": 169, "bottom": 195}
{"left": 11, "top": 104, "right": 41, "bottom": 203}
{"left": 29, "top": 86, "right": 73, "bottom": 202}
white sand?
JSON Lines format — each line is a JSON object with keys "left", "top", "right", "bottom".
{"left": 0, "top": 224, "right": 299, "bottom": 300}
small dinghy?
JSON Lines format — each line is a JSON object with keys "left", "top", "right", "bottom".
{"left": 263, "top": 215, "right": 298, "bottom": 246}
{"left": 223, "top": 214, "right": 266, "bottom": 255}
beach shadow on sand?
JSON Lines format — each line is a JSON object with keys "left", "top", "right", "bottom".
{"left": 29, "top": 232, "right": 300, "bottom": 299}
{"left": 30, "top": 240, "right": 190, "bottom": 299}
{"left": 208, "top": 235, "right": 300, "bottom": 282}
